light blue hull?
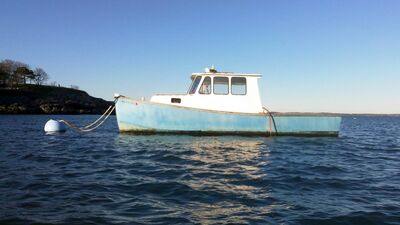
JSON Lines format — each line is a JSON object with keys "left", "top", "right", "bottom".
{"left": 115, "top": 97, "right": 341, "bottom": 136}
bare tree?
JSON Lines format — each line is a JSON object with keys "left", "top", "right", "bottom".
{"left": 0, "top": 59, "right": 29, "bottom": 88}
{"left": 1, "top": 59, "right": 26, "bottom": 72}
{"left": 0, "top": 63, "right": 8, "bottom": 86}
{"left": 0, "top": 59, "right": 52, "bottom": 87}
{"left": 33, "top": 67, "right": 49, "bottom": 85}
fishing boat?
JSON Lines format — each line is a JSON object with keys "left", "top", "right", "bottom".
{"left": 115, "top": 67, "right": 341, "bottom": 136}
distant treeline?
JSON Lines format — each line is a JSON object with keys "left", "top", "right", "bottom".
{"left": 0, "top": 59, "right": 49, "bottom": 88}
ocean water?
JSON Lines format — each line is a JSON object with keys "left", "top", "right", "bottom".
{"left": 0, "top": 115, "right": 399, "bottom": 225}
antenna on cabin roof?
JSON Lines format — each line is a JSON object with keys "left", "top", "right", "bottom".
{"left": 205, "top": 65, "right": 217, "bottom": 73}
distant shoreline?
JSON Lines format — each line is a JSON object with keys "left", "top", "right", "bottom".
{"left": 0, "top": 84, "right": 112, "bottom": 115}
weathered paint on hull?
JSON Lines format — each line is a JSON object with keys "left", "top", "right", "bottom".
{"left": 115, "top": 97, "right": 341, "bottom": 136}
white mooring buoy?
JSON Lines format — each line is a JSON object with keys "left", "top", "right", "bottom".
{"left": 44, "top": 119, "right": 66, "bottom": 133}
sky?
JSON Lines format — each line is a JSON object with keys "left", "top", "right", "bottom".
{"left": 1, "top": 0, "right": 399, "bottom": 114}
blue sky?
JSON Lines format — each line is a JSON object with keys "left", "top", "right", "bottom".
{"left": 1, "top": 0, "right": 399, "bottom": 113}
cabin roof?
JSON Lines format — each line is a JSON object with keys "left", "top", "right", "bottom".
{"left": 191, "top": 72, "right": 262, "bottom": 78}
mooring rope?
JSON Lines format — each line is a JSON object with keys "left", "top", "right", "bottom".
{"left": 82, "top": 104, "right": 114, "bottom": 129}
{"left": 262, "top": 107, "right": 278, "bottom": 136}
{"left": 59, "top": 98, "right": 118, "bottom": 132}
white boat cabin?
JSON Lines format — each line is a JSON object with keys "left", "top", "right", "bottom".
{"left": 150, "top": 68, "right": 264, "bottom": 114}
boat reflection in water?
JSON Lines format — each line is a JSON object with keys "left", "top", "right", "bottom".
{"left": 114, "top": 134, "right": 282, "bottom": 224}
{"left": 180, "top": 137, "right": 278, "bottom": 224}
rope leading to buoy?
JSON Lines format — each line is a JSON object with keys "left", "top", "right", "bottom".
{"left": 262, "top": 107, "right": 278, "bottom": 136}
{"left": 82, "top": 104, "right": 115, "bottom": 129}
{"left": 59, "top": 98, "right": 118, "bottom": 132}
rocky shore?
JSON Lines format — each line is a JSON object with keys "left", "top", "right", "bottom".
{"left": 0, "top": 85, "right": 112, "bottom": 114}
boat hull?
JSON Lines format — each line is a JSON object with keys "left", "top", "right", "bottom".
{"left": 115, "top": 97, "right": 341, "bottom": 136}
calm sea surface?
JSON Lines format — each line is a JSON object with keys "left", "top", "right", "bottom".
{"left": 0, "top": 115, "right": 399, "bottom": 225}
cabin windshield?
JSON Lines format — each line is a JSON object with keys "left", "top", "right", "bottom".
{"left": 199, "top": 76, "right": 211, "bottom": 94}
{"left": 188, "top": 76, "right": 202, "bottom": 94}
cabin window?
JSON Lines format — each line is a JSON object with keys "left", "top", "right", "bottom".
{"left": 189, "top": 76, "right": 202, "bottom": 94}
{"left": 213, "top": 77, "right": 229, "bottom": 95}
{"left": 199, "top": 76, "right": 211, "bottom": 94}
{"left": 231, "top": 77, "right": 246, "bottom": 95}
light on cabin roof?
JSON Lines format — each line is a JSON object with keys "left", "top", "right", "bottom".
{"left": 204, "top": 65, "right": 217, "bottom": 73}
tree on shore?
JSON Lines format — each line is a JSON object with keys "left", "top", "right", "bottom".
{"left": 15, "top": 66, "right": 34, "bottom": 84}
{"left": 0, "top": 59, "right": 26, "bottom": 88}
{"left": 0, "top": 59, "right": 50, "bottom": 88}
{"left": 33, "top": 68, "right": 49, "bottom": 85}
{"left": 0, "top": 63, "right": 8, "bottom": 86}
